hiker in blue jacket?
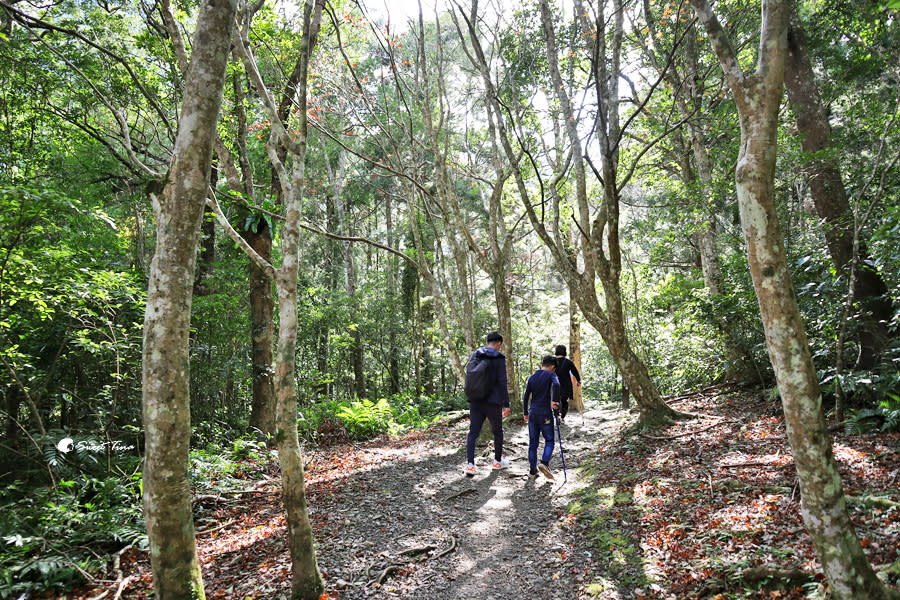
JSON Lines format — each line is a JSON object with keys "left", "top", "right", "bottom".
{"left": 523, "top": 355, "right": 560, "bottom": 480}
{"left": 464, "top": 331, "right": 511, "bottom": 475}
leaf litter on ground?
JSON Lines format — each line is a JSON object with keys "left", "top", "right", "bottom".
{"left": 68, "top": 385, "right": 899, "bottom": 599}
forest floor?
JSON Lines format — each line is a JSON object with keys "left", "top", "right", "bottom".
{"left": 71, "top": 385, "right": 900, "bottom": 600}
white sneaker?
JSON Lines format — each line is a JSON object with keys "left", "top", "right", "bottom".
{"left": 492, "top": 458, "right": 510, "bottom": 469}
{"left": 464, "top": 463, "right": 476, "bottom": 476}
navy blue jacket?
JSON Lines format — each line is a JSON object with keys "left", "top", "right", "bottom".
{"left": 522, "top": 369, "right": 560, "bottom": 415}
{"left": 467, "top": 346, "right": 510, "bottom": 407}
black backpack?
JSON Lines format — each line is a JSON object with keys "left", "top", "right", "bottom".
{"left": 464, "top": 354, "right": 496, "bottom": 401}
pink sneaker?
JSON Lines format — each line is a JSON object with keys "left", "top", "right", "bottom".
{"left": 492, "top": 458, "right": 510, "bottom": 469}
{"left": 464, "top": 463, "right": 476, "bottom": 476}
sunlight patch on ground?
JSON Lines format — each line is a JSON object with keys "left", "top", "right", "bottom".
{"left": 709, "top": 496, "right": 778, "bottom": 532}
{"left": 716, "top": 451, "right": 793, "bottom": 468}
{"left": 583, "top": 577, "right": 624, "bottom": 598}
{"left": 832, "top": 442, "right": 887, "bottom": 480}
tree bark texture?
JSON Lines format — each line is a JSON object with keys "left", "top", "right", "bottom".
{"left": 385, "top": 194, "right": 400, "bottom": 395}
{"left": 141, "top": 0, "right": 236, "bottom": 597}
{"left": 236, "top": 1, "right": 326, "bottom": 596}
{"left": 569, "top": 295, "right": 584, "bottom": 413}
{"left": 684, "top": 24, "right": 724, "bottom": 297}
{"left": 245, "top": 219, "right": 276, "bottom": 435}
{"left": 784, "top": 12, "right": 892, "bottom": 369}
{"left": 233, "top": 0, "right": 326, "bottom": 596}
{"left": 494, "top": 269, "right": 521, "bottom": 414}
{"left": 404, "top": 181, "right": 466, "bottom": 389}
{"left": 691, "top": 1, "right": 898, "bottom": 598}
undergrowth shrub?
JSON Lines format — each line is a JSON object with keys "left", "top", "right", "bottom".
{"left": 336, "top": 398, "right": 398, "bottom": 439}
{"left": 846, "top": 393, "right": 900, "bottom": 434}
{"left": 0, "top": 464, "right": 144, "bottom": 598}
{"left": 331, "top": 394, "right": 451, "bottom": 441}
{"left": 637, "top": 272, "right": 732, "bottom": 393}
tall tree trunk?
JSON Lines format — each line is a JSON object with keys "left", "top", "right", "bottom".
{"left": 347, "top": 250, "right": 366, "bottom": 397}
{"left": 784, "top": 11, "right": 892, "bottom": 369}
{"left": 569, "top": 290, "right": 584, "bottom": 413}
{"left": 691, "top": 2, "right": 898, "bottom": 598}
{"left": 326, "top": 150, "right": 366, "bottom": 398}
{"left": 684, "top": 24, "right": 724, "bottom": 297}
{"left": 141, "top": 0, "right": 236, "bottom": 596}
{"left": 493, "top": 270, "right": 521, "bottom": 414}
{"left": 404, "top": 183, "right": 466, "bottom": 388}
{"left": 236, "top": 2, "right": 326, "bottom": 597}
{"left": 386, "top": 194, "right": 400, "bottom": 394}
{"left": 567, "top": 224, "right": 584, "bottom": 413}
{"left": 194, "top": 207, "right": 215, "bottom": 297}
{"left": 229, "top": 65, "right": 276, "bottom": 435}
{"left": 245, "top": 218, "right": 275, "bottom": 435}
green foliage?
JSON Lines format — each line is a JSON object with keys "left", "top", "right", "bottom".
{"left": 336, "top": 398, "right": 399, "bottom": 439}
{"left": 0, "top": 467, "right": 144, "bottom": 598}
{"left": 189, "top": 439, "right": 277, "bottom": 496}
{"left": 189, "top": 247, "right": 252, "bottom": 425}
{"left": 846, "top": 393, "right": 900, "bottom": 434}
{"left": 0, "top": 186, "right": 145, "bottom": 443}
{"left": 229, "top": 436, "right": 270, "bottom": 462}
{"left": 624, "top": 269, "right": 736, "bottom": 394}
{"left": 330, "top": 394, "right": 451, "bottom": 441}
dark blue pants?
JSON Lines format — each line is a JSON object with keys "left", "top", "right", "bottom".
{"left": 528, "top": 409, "right": 555, "bottom": 471}
{"left": 466, "top": 401, "right": 504, "bottom": 464}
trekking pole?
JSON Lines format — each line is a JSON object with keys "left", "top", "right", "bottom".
{"left": 554, "top": 409, "right": 567, "bottom": 484}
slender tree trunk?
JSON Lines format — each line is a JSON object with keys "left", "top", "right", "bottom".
{"left": 684, "top": 24, "right": 724, "bottom": 297}
{"left": 569, "top": 292, "right": 584, "bottom": 413}
{"left": 405, "top": 184, "right": 466, "bottom": 388}
{"left": 141, "top": 0, "right": 236, "bottom": 596}
{"left": 567, "top": 223, "right": 585, "bottom": 413}
{"left": 386, "top": 195, "right": 400, "bottom": 394}
{"left": 228, "top": 65, "right": 276, "bottom": 435}
{"left": 194, "top": 207, "right": 215, "bottom": 296}
{"left": 236, "top": 2, "right": 325, "bottom": 597}
{"left": 784, "top": 11, "right": 892, "bottom": 369}
{"left": 691, "top": 2, "right": 898, "bottom": 598}
{"left": 347, "top": 251, "right": 366, "bottom": 397}
{"left": 493, "top": 270, "right": 521, "bottom": 414}
{"left": 327, "top": 150, "right": 365, "bottom": 397}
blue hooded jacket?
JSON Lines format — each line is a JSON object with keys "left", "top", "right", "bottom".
{"left": 466, "top": 346, "right": 510, "bottom": 407}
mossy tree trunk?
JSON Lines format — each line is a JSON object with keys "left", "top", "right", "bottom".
{"left": 141, "top": 0, "right": 237, "bottom": 597}
{"left": 690, "top": 1, "right": 899, "bottom": 598}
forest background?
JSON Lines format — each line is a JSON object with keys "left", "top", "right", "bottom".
{"left": 1, "top": 0, "right": 899, "bottom": 598}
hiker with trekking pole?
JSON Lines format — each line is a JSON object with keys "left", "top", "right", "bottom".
{"left": 523, "top": 355, "right": 561, "bottom": 480}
